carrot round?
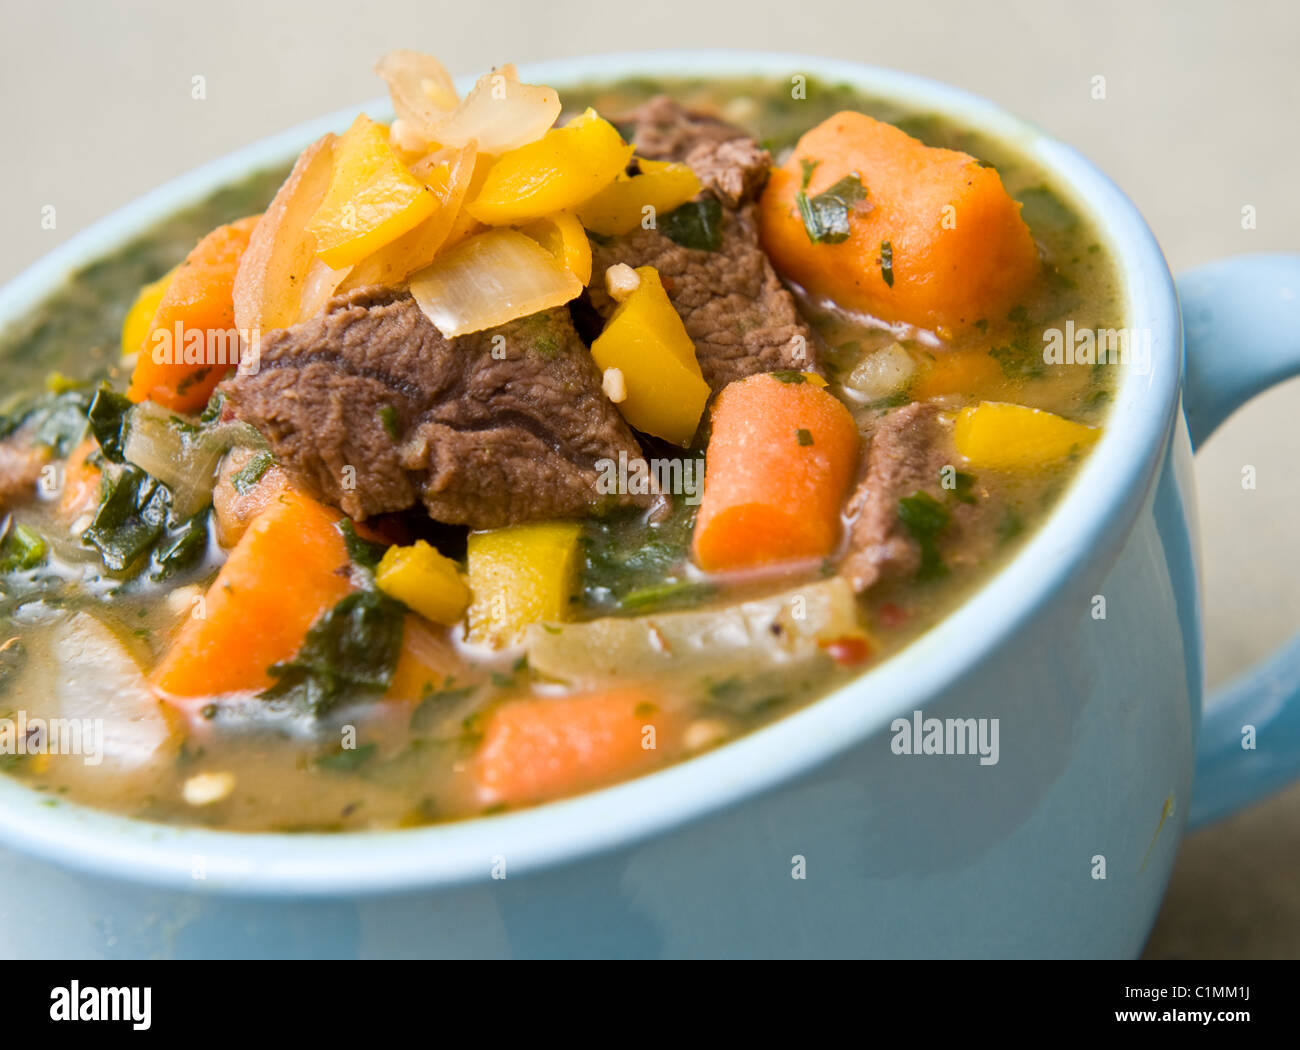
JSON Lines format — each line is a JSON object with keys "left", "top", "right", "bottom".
{"left": 151, "top": 489, "right": 354, "bottom": 701}
{"left": 693, "top": 374, "right": 860, "bottom": 572}
{"left": 128, "top": 215, "right": 261, "bottom": 413}
{"left": 911, "top": 347, "right": 1006, "bottom": 401}
{"left": 474, "top": 688, "right": 675, "bottom": 808}
{"left": 758, "top": 112, "right": 1039, "bottom": 332}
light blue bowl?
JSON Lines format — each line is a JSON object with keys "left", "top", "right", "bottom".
{"left": 1, "top": 51, "right": 1297, "bottom": 959}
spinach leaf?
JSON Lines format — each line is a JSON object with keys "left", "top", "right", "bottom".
{"left": 260, "top": 590, "right": 405, "bottom": 716}
{"left": 796, "top": 174, "right": 867, "bottom": 244}
{"left": 86, "top": 385, "right": 134, "bottom": 463}
{"left": 660, "top": 197, "right": 723, "bottom": 251}
{"left": 897, "top": 491, "right": 950, "bottom": 581}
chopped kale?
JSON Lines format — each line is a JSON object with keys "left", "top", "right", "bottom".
{"left": 0, "top": 386, "right": 94, "bottom": 457}
{"left": 150, "top": 506, "right": 209, "bottom": 580}
{"left": 659, "top": 197, "right": 724, "bottom": 251}
{"left": 82, "top": 465, "right": 171, "bottom": 575}
{"left": 337, "top": 519, "right": 385, "bottom": 571}
{"left": 260, "top": 590, "right": 406, "bottom": 716}
{"left": 86, "top": 386, "right": 134, "bottom": 463}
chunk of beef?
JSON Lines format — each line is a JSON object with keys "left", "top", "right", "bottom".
{"left": 223, "top": 287, "right": 649, "bottom": 529}
{"left": 588, "top": 97, "right": 820, "bottom": 391}
{"left": 842, "top": 402, "right": 996, "bottom": 593}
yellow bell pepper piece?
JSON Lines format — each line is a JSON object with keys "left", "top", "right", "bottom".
{"left": 954, "top": 401, "right": 1101, "bottom": 470}
{"left": 375, "top": 540, "right": 471, "bottom": 626}
{"left": 590, "top": 266, "right": 710, "bottom": 446}
{"left": 466, "top": 109, "right": 633, "bottom": 226}
{"left": 307, "top": 114, "right": 438, "bottom": 269}
{"left": 466, "top": 522, "right": 584, "bottom": 646}
{"left": 519, "top": 212, "right": 592, "bottom": 285}
{"left": 120, "top": 267, "right": 176, "bottom": 357}
{"left": 576, "top": 158, "right": 702, "bottom": 236}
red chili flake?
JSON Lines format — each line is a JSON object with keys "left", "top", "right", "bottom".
{"left": 876, "top": 602, "right": 909, "bottom": 629}
{"left": 822, "top": 635, "right": 872, "bottom": 667}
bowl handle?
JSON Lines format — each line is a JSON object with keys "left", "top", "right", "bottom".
{"left": 1181, "top": 253, "right": 1300, "bottom": 827}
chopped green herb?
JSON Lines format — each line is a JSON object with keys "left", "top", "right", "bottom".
{"left": 996, "top": 507, "right": 1025, "bottom": 545}
{"left": 260, "top": 590, "right": 406, "bottom": 716}
{"left": 950, "top": 471, "right": 978, "bottom": 505}
{"left": 231, "top": 450, "right": 273, "bottom": 494}
{"left": 659, "top": 197, "right": 724, "bottom": 252}
{"left": 989, "top": 340, "right": 1046, "bottom": 380}
{"left": 795, "top": 173, "right": 867, "bottom": 245}
{"left": 897, "top": 491, "right": 950, "bottom": 581}
{"left": 769, "top": 370, "right": 808, "bottom": 384}
{"left": 316, "top": 743, "right": 378, "bottom": 772}
{"left": 796, "top": 428, "right": 814, "bottom": 446}
{"left": 880, "top": 240, "right": 894, "bottom": 287}
{"left": 799, "top": 158, "right": 820, "bottom": 189}
{"left": 619, "top": 579, "right": 716, "bottom": 613}
{"left": 378, "top": 404, "right": 400, "bottom": 441}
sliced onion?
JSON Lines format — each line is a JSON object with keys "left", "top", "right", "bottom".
{"left": 124, "top": 400, "right": 263, "bottom": 519}
{"left": 374, "top": 50, "right": 458, "bottom": 147}
{"left": 430, "top": 64, "right": 560, "bottom": 155}
{"left": 296, "top": 257, "right": 353, "bottom": 322}
{"left": 409, "top": 228, "right": 582, "bottom": 338}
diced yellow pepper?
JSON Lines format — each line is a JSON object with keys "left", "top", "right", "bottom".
{"left": 576, "top": 158, "right": 702, "bottom": 236}
{"left": 120, "top": 267, "right": 176, "bottom": 357}
{"left": 954, "top": 400, "right": 1100, "bottom": 470}
{"left": 519, "top": 212, "right": 592, "bottom": 285}
{"left": 466, "top": 109, "right": 633, "bottom": 226}
{"left": 375, "top": 540, "right": 471, "bottom": 626}
{"left": 466, "top": 522, "right": 584, "bottom": 646}
{"left": 306, "top": 114, "right": 439, "bottom": 269}
{"left": 590, "top": 266, "right": 710, "bottom": 446}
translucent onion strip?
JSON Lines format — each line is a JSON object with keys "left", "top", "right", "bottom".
{"left": 409, "top": 228, "right": 582, "bottom": 338}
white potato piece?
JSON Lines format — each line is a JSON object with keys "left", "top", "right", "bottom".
{"left": 525, "top": 577, "right": 862, "bottom": 685}
{"left": 45, "top": 613, "right": 179, "bottom": 783}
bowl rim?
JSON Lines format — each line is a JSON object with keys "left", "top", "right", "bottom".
{"left": 0, "top": 49, "right": 1181, "bottom": 897}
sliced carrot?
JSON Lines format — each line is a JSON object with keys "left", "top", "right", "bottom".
{"left": 758, "top": 112, "right": 1039, "bottom": 332}
{"left": 474, "top": 688, "right": 675, "bottom": 808}
{"left": 693, "top": 374, "right": 860, "bottom": 572}
{"left": 911, "top": 348, "right": 1006, "bottom": 401}
{"left": 58, "top": 438, "right": 101, "bottom": 519}
{"left": 127, "top": 215, "right": 261, "bottom": 413}
{"left": 150, "top": 490, "right": 354, "bottom": 701}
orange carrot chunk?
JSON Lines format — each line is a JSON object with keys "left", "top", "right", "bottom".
{"left": 758, "top": 112, "right": 1039, "bottom": 332}
{"left": 151, "top": 490, "right": 354, "bottom": 701}
{"left": 127, "top": 215, "right": 261, "bottom": 413}
{"left": 693, "top": 373, "right": 859, "bottom": 572}
{"left": 474, "top": 689, "right": 674, "bottom": 808}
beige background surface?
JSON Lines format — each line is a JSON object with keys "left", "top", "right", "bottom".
{"left": 1, "top": 0, "right": 1296, "bottom": 956}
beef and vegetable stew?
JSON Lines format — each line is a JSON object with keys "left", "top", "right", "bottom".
{"left": 0, "top": 54, "right": 1125, "bottom": 830}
